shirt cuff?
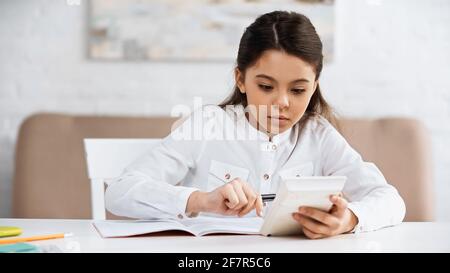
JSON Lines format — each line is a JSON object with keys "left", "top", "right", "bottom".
{"left": 174, "top": 186, "right": 201, "bottom": 220}
{"left": 347, "top": 202, "right": 365, "bottom": 234}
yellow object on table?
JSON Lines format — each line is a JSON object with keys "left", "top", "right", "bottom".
{"left": 0, "top": 226, "right": 22, "bottom": 238}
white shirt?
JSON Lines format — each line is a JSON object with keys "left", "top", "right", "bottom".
{"left": 105, "top": 105, "right": 406, "bottom": 233}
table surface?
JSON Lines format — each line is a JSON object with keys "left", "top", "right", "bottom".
{"left": 1, "top": 219, "right": 449, "bottom": 253}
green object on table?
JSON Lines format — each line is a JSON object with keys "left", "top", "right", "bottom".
{"left": 0, "top": 242, "right": 39, "bottom": 253}
{"left": 0, "top": 226, "right": 22, "bottom": 237}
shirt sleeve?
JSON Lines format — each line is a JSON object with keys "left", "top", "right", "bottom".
{"left": 319, "top": 120, "right": 406, "bottom": 233}
{"left": 104, "top": 107, "right": 214, "bottom": 220}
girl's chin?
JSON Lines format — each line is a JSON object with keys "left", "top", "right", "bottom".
{"left": 256, "top": 119, "right": 293, "bottom": 135}
{"left": 267, "top": 122, "right": 291, "bottom": 134}
{"left": 268, "top": 119, "right": 290, "bottom": 131}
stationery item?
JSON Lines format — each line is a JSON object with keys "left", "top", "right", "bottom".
{"left": 0, "top": 233, "right": 73, "bottom": 245}
{"left": 260, "top": 176, "right": 346, "bottom": 236}
{"left": 94, "top": 216, "right": 264, "bottom": 237}
{"left": 0, "top": 226, "right": 22, "bottom": 238}
{"left": 0, "top": 243, "right": 39, "bottom": 253}
{"left": 261, "top": 194, "right": 276, "bottom": 203}
{"left": 93, "top": 176, "right": 346, "bottom": 237}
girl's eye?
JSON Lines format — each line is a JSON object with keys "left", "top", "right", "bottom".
{"left": 258, "top": 84, "right": 273, "bottom": 91}
{"left": 291, "top": 88, "right": 306, "bottom": 94}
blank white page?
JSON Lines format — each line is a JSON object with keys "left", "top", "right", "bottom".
{"left": 181, "top": 216, "right": 264, "bottom": 236}
{"left": 93, "top": 219, "right": 189, "bottom": 238}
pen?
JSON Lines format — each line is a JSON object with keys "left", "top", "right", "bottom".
{"left": 261, "top": 194, "right": 276, "bottom": 203}
{"left": 0, "top": 233, "right": 73, "bottom": 245}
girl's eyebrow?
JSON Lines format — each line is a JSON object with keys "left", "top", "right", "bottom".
{"left": 255, "top": 74, "right": 310, "bottom": 83}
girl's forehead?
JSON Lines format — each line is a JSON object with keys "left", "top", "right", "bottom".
{"left": 248, "top": 50, "right": 316, "bottom": 80}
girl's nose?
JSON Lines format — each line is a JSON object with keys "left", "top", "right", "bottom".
{"left": 274, "top": 92, "right": 289, "bottom": 110}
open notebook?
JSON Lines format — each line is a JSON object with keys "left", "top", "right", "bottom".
{"left": 94, "top": 216, "right": 264, "bottom": 237}
{"left": 94, "top": 176, "right": 346, "bottom": 237}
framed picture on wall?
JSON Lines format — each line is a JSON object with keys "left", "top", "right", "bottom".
{"left": 87, "top": 0, "right": 334, "bottom": 62}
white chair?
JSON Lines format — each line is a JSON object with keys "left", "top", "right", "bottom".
{"left": 83, "top": 138, "right": 162, "bottom": 220}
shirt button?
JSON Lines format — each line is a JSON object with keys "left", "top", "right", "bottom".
{"left": 224, "top": 173, "right": 231, "bottom": 180}
{"left": 263, "top": 174, "right": 270, "bottom": 180}
{"left": 177, "top": 214, "right": 183, "bottom": 219}
{"left": 271, "top": 144, "right": 277, "bottom": 151}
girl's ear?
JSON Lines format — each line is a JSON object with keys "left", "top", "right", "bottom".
{"left": 234, "top": 68, "right": 245, "bottom": 93}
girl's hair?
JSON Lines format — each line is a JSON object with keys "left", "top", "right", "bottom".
{"left": 219, "top": 11, "right": 338, "bottom": 129}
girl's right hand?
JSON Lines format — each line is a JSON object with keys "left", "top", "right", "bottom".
{"left": 186, "top": 178, "right": 264, "bottom": 217}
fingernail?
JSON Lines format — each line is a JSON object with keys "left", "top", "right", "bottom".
{"left": 299, "top": 207, "right": 306, "bottom": 213}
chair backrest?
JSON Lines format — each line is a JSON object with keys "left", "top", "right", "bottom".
{"left": 13, "top": 113, "right": 177, "bottom": 219}
{"left": 83, "top": 138, "right": 162, "bottom": 220}
{"left": 338, "top": 118, "right": 434, "bottom": 221}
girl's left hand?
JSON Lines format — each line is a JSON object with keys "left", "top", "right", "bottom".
{"left": 292, "top": 194, "right": 359, "bottom": 239}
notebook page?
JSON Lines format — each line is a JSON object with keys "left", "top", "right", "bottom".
{"left": 93, "top": 219, "right": 192, "bottom": 238}
{"left": 180, "top": 216, "right": 264, "bottom": 236}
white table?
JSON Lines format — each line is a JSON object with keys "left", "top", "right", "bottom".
{"left": 1, "top": 219, "right": 449, "bottom": 253}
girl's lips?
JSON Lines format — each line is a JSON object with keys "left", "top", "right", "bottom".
{"left": 268, "top": 116, "right": 290, "bottom": 127}
{"left": 268, "top": 116, "right": 289, "bottom": 120}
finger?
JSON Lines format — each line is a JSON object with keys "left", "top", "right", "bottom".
{"left": 298, "top": 207, "right": 339, "bottom": 228}
{"left": 223, "top": 208, "right": 238, "bottom": 216}
{"left": 255, "top": 194, "right": 264, "bottom": 217}
{"left": 230, "top": 180, "right": 248, "bottom": 211}
{"left": 239, "top": 183, "right": 264, "bottom": 217}
{"left": 302, "top": 226, "right": 324, "bottom": 240}
{"left": 238, "top": 197, "right": 256, "bottom": 217}
{"left": 292, "top": 213, "right": 331, "bottom": 236}
{"left": 330, "top": 195, "right": 348, "bottom": 218}
{"left": 223, "top": 184, "right": 240, "bottom": 209}
{"left": 238, "top": 184, "right": 257, "bottom": 217}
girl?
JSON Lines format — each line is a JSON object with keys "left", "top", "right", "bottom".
{"left": 105, "top": 11, "right": 405, "bottom": 239}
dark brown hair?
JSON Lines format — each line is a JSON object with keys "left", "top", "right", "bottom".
{"left": 219, "top": 11, "right": 338, "bottom": 128}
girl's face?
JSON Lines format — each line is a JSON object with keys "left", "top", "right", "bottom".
{"left": 235, "top": 49, "right": 318, "bottom": 136}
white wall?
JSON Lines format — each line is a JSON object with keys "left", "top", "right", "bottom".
{"left": 1, "top": 0, "right": 449, "bottom": 220}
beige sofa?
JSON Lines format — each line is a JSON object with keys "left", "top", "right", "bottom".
{"left": 12, "top": 113, "right": 434, "bottom": 221}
